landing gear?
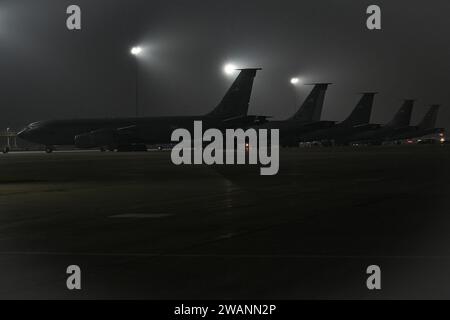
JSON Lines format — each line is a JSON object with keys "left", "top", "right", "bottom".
{"left": 45, "top": 146, "right": 54, "bottom": 153}
{"left": 2, "top": 146, "right": 10, "bottom": 154}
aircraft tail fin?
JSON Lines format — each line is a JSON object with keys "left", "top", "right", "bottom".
{"left": 206, "top": 68, "right": 261, "bottom": 120}
{"left": 418, "top": 104, "right": 440, "bottom": 129}
{"left": 289, "top": 83, "right": 331, "bottom": 122}
{"left": 342, "top": 92, "right": 377, "bottom": 126}
{"left": 386, "top": 99, "right": 414, "bottom": 127}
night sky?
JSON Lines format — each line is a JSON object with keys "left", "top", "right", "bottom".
{"left": 0, "top": 0, "right": 449, "bottom": 130}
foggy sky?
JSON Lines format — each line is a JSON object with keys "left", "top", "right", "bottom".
{"left": 0, "top": 0, "right": 449, "bottom": 130}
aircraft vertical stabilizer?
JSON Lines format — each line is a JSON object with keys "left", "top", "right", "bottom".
{"left": 207, "top": 68, "right": 261, "bottom": 120}
{"left": 418, "top": 104, "right": 440, "bottom": 130}
{"left": 341, "top": 92, "right": 377, "bottom": 126}
{"left": 289, "top": 83, "right": 331, "bottom": 122}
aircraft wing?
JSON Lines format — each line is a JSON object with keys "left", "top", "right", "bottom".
{"left": 75, "top": 125, "right": 139, "bottom": 148}
{"left": 301, "top": 120, "right": 336, "bottom": 129}
{"left": 222, "top": 114, "right": 272, "bottom": 126}
{"left": 352, "top": 123, "right": 381, "bottom": 130}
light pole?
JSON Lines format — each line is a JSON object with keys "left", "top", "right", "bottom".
{"left": 6, "top": 127, "right": 10, "bottom": 149}
{"left": 130, "top": 46, "right": 142, "bottom": 118}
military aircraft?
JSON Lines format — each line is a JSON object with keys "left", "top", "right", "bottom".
{"left": 251, "top": 83, "right": 335, "bottom": 147}
{"left": 388, "top": 104, "right": 444, "bottom": 141}
{"left": 345, "top": 99, "right": 415, "bottom": 145}
{"left": 297, "top": 92, "right": 379, "bottom": 145}
{"left": 17, "top": 68, "right": 263, "bottom": 153}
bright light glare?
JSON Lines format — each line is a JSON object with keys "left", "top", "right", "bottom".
{"left": 290, "top": 77, "right": 300, "bottom": 85}
{"left": 131, "top": 46, "right": 142, "bottom": 56}
{"left": 224, "top": 64, "right": 237, "bottom": 75}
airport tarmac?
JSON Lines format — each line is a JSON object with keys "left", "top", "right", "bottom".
{"left": 1, "top": 145, "right": 450, "bottom": 299}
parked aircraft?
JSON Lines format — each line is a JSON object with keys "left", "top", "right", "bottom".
{"left": 389, "top": 104, "right": 444, "bottom": 141}
{"left": 297, "top": 92, "right": 379, "bottom": 145}
{"left": 17, "top": 69, "right": 263, "bottom": 153}
{"left": 345, "top": 99, "right": 415, "bottom": 145}
{"left": 252, "top": 83, "right": 335, "bottom": 147}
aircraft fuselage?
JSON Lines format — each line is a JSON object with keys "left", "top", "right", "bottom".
{"left": 17, "top": 116, "right": 231, "bottom": 147}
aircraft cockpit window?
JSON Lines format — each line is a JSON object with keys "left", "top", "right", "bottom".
{"left": 28, "top": 122, "right": 41, "bottom": 128}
